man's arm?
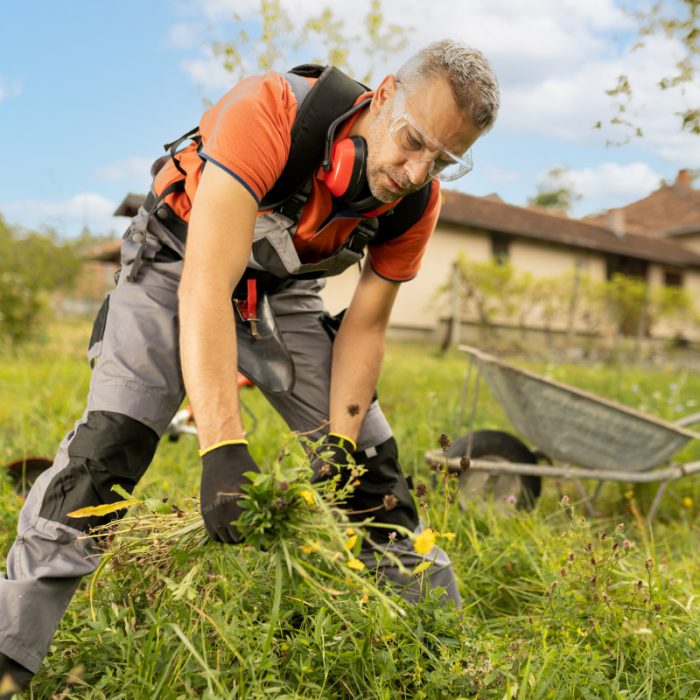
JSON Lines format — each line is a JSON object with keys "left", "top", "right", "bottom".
{"left": 329, "top": 264, "right": 400, "bottom": 442}
{"left": 178, "top": 163, "right": 258, "bottom": 450}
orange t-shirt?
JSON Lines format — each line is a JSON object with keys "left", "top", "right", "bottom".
{"left": 153, "top": 71, "right": 441, "bottom": 282}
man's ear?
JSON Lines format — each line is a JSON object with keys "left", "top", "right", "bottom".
{"left": 370, "top": 75, "right": 398, "bottom": 115}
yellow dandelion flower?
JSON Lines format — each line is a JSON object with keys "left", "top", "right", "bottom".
{"left": 413, "top": 528, "right": 436, "bottom": 555}
{"left": 345, "top": 528, "right": 356, "bottom": 536}
{"left": 344, "top": 534, "right": 358, "bottom": 551}
{"left": 299, "top": 489, "right": 315, "bottom": 506}
{"left": 346, "top": 557, "right": 365, "bottom": 571}
{"left": 300, "top": 541, "right": 320, "bottom": 554}
{"left": 360, "top": 594, "right": 369, "bottom": 604}
{"left": 683, "top": 496, "right": 693, "bottom": 508}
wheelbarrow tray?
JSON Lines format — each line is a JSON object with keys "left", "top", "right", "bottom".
{"left": 459, "top": 345, "right": 698, "bottom": 473}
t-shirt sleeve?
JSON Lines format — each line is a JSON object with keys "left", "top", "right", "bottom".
{"left": 367, "top": 181, "right": 442, "bottom": 282}
{"left": 199, "top": 72, "right": 297, "bottom": 204}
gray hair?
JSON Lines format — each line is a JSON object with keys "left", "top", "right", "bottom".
{"left": 397, "top": 40, "right": 500, "bottom": 132}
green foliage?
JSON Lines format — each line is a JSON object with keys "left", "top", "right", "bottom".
{"left": 0, "top": 215, "right": 83, "bottom": 345}
{"left": 441, "top": 255, "right": 700, "bottom": 343}
{"left": 2, "top": 326, "right": 700, "bottom": 697}
{"left": 607, "top": 0, "right": 699, "bottom": 138}
{"left": 528, "top": 166, "right": 582, "bottom": 213}
{"left": 211, "top": 0, "right": 409, "bottom": 85}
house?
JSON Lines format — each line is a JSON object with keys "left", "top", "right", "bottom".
{"left": 108, "top": 182, "right": 700, "bottom": 342}
{"left": 585, "top": 169, "right": 700, "bottom": 258}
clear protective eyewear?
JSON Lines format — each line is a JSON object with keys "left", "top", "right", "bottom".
{"left": 388, "top": 84, "right": 473, "bottom": 182}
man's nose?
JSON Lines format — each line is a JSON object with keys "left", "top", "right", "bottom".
{"left": 404, "top": 159, "right": 431, "bottom": 185}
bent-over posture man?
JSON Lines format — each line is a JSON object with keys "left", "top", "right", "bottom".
{"left": 0, "top": 39, "right": 499, "bottom": 695}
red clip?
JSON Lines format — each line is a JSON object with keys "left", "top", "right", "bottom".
{"left": 245, "top": 278, "right": 257, "bottom": 320}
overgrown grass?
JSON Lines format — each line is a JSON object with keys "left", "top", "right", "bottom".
{"left": 1, "top": 321, "right": 700, "bottom": 698}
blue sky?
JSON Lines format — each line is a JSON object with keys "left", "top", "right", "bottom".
{"left": 1, "top": 0, "right": 697, "bottom": 237}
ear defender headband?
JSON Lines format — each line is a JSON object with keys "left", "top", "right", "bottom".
{"left": 321, "top": 98, "right": 380, "bottom": 211}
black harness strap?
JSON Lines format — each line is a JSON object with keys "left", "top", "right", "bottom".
{"left": 163, "top": 126, "right": 201, "bottom": 178}
{"left": 259, "top": 65, "right": 368, "bottom": 210}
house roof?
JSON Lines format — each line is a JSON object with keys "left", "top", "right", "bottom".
{"left": 439, "top": 189, "right": 700, "bottom": 269}
{"left": 585, "top": 169, "right": 700, "bottom": 237}
{"left": 109, "top": 188, "right": 700, "bottom": 270}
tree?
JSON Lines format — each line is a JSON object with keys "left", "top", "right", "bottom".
{"left": 212, "top": 0, "right": 409, "bottom": 85}
{"left": 0, "top": 216, "right": 83, "bottom": 345}
{"left": 527, "top": 166, "right": 581, "bottom": 214}
{"left": 605, "top": 0, "right": 699, "bottom": 138}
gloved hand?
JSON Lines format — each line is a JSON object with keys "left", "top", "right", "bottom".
{"left": 310, "top": 433, "right": 357, "bottom": 484}
{"left": 200, "top": 440, "right": 260, "bottom": 543}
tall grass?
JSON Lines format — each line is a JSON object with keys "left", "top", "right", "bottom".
{"left": 1, "top": 321, "right": 700, "bottom": 698}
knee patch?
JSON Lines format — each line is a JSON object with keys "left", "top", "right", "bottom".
{"left": 39, "top": 411, "right": 159, "bottom": 531}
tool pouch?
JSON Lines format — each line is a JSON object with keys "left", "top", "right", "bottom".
{"left": 234, "top": 290, "right": 295, "bottom": 396}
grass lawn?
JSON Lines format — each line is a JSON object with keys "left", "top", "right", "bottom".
{"left": 1, "top": 320, "right": 700, "bottom": 698}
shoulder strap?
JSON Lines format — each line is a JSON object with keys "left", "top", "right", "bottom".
{"left": 373, "top": 180, "right": 435, "bottom": 246}
{"left": 259, "top": 64, "right": 369, "bottom": 210}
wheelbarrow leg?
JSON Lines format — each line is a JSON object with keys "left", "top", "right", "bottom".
{"left": 574, "top": 479, "right": 599, "bottom": 518}
{"left": 646, "top": 480, "right": 670, "bottom": 526}
{"left": 590, "top": 481, "right": 605, "bottom": 506}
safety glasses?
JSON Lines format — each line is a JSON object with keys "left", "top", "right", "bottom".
{"left": 388, "top": 84, "right": 474, "bottom": 182}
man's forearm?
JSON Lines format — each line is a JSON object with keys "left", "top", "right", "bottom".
{"left": 329, "top": 319, "right": 386, "bottom": 443}
{"left": 179, "top": 285, "right": 245, "bottom": 449}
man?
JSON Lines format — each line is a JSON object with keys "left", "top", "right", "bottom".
{"left": 0, "top": 39, "right": 499, "bottom": 695}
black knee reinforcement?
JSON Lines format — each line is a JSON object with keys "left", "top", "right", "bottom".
{"left": 345, "top": 437, "right": 419, "bottom": 541}
{"left": 39, "top": 411, "right": 159, "bottom": 531}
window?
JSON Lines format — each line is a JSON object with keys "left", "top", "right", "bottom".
{"left": 663, "top": 269, "right": 683, "bottom": 287}
{"left": 490, "top": 233, "right": 510, "bottom": 265}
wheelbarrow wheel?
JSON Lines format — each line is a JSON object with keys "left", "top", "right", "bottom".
{"left": 3, "top": 457, "right": 53, "bottom": 496}
{"left": 447, "top": 430, "right": 542, "bottom": 511}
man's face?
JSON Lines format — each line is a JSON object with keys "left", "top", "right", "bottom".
{"left": 366, "top": 76, "right": 481, "bottom": 202}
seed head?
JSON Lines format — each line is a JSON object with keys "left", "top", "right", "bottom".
{"left": 459, "top": 456, "right": 471, "bottom": 472}
{"left": 560, "top": 494, "right": 570, "bottom": 506}
{"left": 383, "top": 494, "right": 399, "bottom": 511}
{"left": 623, "top": 539, "right": 633, "bottom": 551}
{"left": 388, "top": 531, "right": 397, "bottom": 541}
{"left": 645, "top": 558, "right": 653, "bottom": 571}
{"left": 415, "top": 482, "right": 428, "bottom": 497}
{"left": 278, "top": 480, "right": 289, "bottom": 492}
{"left": 439, "top": 434, "right": 451, "bottom": 451}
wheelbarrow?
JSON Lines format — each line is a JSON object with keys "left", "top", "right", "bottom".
{"left": 425, "top": 345, "right": 700, "bottom": 523}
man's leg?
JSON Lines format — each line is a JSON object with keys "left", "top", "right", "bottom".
{"left": 0, "top": 254, "right": 185, "bottom": 680}
{"left": 262, "top": 279, "right": 461, "bottom": 606}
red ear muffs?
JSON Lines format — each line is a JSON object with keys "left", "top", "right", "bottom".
{"left": 322, "top": 135, "right": 367, "bottom": 201}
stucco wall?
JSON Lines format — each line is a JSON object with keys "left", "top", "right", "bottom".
{"left": 319, "top": 225, "right": 700, "bottom": 341}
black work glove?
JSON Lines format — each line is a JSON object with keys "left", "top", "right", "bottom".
{"left": 200, "top": 441, "right": 260, "bottom": 544}
{"left": 310, "top": 433, "right": 357, "bottom": 484}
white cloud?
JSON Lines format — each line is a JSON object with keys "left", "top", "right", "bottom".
{"left": 1, "top": 193, "right": 121, "bottom": 237}
{"left": 538, "top": 161, "right": 662, "bottom": 216}
{"left": 181, "top": 48, "right": 239, "bottom": 92}
{"left": 93, "top": 157, "right": 153, "bottom": 186}
{"left": 0, "top": 76, "right": 23, "bottom": 103}
{"left": 164, "top": 22, "right": 203, "bottom": 50}
{"left": 171, "top": 1, "right": 696, "bottom": 169}
{"left": 484, "top": 166, "right": 522, "bottom": 184}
